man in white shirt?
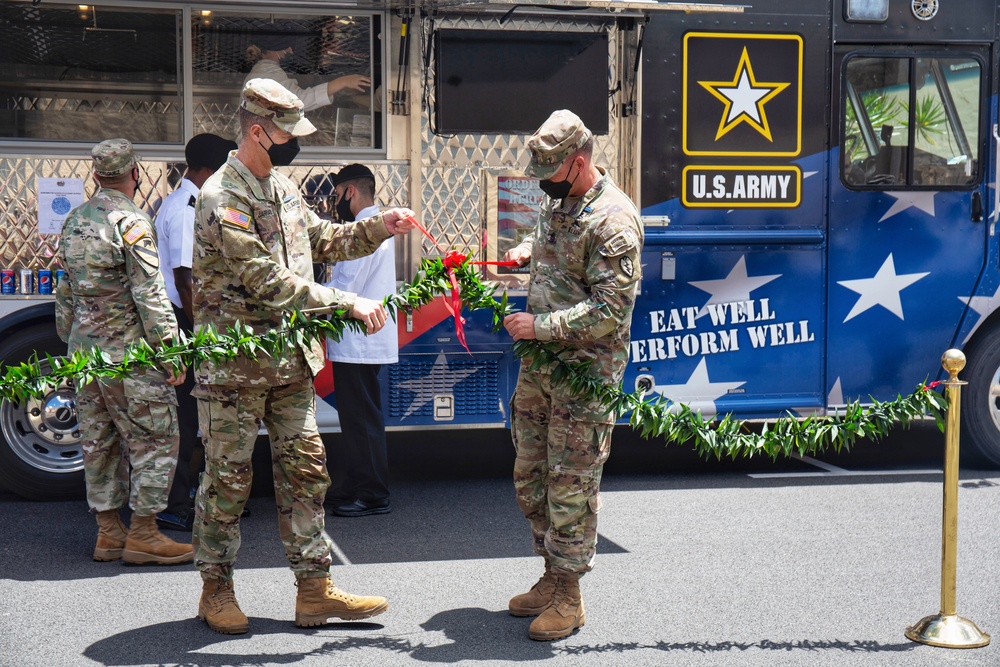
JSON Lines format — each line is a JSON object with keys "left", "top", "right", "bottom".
{"left": 321, "top": 164, "right": 397, "bottom": 517}
{"left": 153, "top": 133, "right": 237, "bottom": 531}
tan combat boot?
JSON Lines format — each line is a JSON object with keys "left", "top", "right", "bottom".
{"left": 121, "top": 514, "right": 194, "bottom": 565}
{"left": 294, "top": 576, "right": 389, "bottom": 627}
{"left": 198, "top": 578, "right": 249, "bottom": 634}
{"left": 528, "top": 573, "right": 585, "bottom": 641}
{"left": 509, "top": 560, "right": 557, "bottom": 616}
{"left": 93, "top": 509, "right": 129, "bottom": 561}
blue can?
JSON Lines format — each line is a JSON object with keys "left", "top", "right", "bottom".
{"left": 55, "top": 269, "right": 66, "bottom": 288}
{"left": 38, "top": 269, "right": 52, "bottom": 295}
{"left": 1, "top": 269, "right": 14, "bottom": 295}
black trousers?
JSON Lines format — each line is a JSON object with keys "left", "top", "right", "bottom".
{"left": 329, "top": 362, "right": 389, "bottom": 503}
{"left": 165, "top": 305, "right": 199, "bottom": 515}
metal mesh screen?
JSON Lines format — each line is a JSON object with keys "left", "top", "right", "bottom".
{"left": 417, "top": 14, "right": 621, "bottom": 258}
{"left": 0, "top": 157, "right": 408, "bottom": 278}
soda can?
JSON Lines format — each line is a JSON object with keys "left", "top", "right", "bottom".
{"left": 37, "top": 269, "right": 53, "bottom": 295}
{"left": 19, "top": 269, "right": 33, "bottom": 295}
{"left": 0, "top": 269, "right": 14, "bottom": 295}
{"left": 55, "top": 269, "right": 66, "bottom": 288}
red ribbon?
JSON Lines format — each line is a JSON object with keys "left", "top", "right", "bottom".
{"left": 405, "top": 218, "right": 518, "bottom": 353}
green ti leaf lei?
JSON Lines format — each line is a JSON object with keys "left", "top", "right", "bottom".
{"left": 0, "top": 255, "right": 948, "bottom": 460}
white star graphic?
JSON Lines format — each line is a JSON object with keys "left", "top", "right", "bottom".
{"left": 652, "top": 358, "right": 745, "bottom": 419}
{"left": 837, "top": 254, "right": 929, "bottom": 322}
{"left": 396, "top": 352, "right": 482, "bottom": 419}
{"left": 958, "top": 285, "right": 1000, "bottom": 343}
{"left": 688, "top": 255, "right": 781, "bottom": 319}
{"left": 827, "top": 377, "right": 844, "bottom": 406}
{"left": 878, "top": 191, "right": 938, "bottom": 222}
{"left": 718, "top": 70, "right": 770, "bottom": 124}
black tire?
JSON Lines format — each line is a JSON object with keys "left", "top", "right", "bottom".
{"left": 0, "top": 322, "right": 85, "bottom": 500}
{"left": 960, "top": 324, "right": 1000, "bottom": 468}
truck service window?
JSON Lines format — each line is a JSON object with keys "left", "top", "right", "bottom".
{"left": 191, "top": 12, "right": 381, "bottom": 150}
{"left": 434, "top": 29, "right": 609, "bottom": 135}
{"left": 842, "top": 55, "right": 981, "bottom": 188}
{"left": 0, "top": 3, "right": 181, "bottom": 143}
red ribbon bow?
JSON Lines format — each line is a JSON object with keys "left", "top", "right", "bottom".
{"left": 404, "top": 216, "right": 518, "bottom": 354}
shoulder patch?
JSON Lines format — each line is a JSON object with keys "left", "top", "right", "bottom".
{"left": 222, "top": 207, "right": 252, "bottom": 230}
{"left": 598, "top": 229, "right": 639, "bottom": 258}
{"left": 119, "top": 215, "right": 151, "bottom": 247}
{"left": 117, "top": 214, "right": 159, "bottom": 273}
{"left": 187, "top": 195, "right": 196, "bottom": 208}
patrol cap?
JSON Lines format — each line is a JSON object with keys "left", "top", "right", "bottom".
{"left": 91, "top": 138, "right": 141, "bottom": 178}
{"left": 525, "top": 109, "right": 592, "bottom": 180}
{"left": 332, "top": 163, "right": 375, "bottom": 187}
{"left": 185, "top": 133, "right": 237, "bottom": 171}
{"left": 240, "top": 78, "right": 317, "bottom": 137}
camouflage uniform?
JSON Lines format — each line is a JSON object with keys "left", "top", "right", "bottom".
{"left": 511, "top": 111, "right": 643, "bottom": 575}
{"left": 55, "top": 138, "right": 180, "bottom": 514}
{"left": 192, "top": 79, "right": 395, "bottom": 582}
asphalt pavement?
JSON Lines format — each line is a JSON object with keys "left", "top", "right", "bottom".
{"left": 2, "top": 423, "right": 1000, "bottom": 667}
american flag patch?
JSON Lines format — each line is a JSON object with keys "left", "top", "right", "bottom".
{"left": 222, "top": 207, "right": 251, "bottom": 229}
{"left": 122, "top": 223, "right": 146, "bottom": 245}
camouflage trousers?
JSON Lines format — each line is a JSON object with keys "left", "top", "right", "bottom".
{"left": 75, "top": 375, "right": 179, "bottom": 514}
{"left": 192, "top": 377, "right": 332, "bottom": 582}
{"left": 511, "top": 366, "right": 613, "bottom": 575}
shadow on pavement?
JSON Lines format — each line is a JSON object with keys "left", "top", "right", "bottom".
{"left": 80, "top": 610, "right": 917, "bottom": 666}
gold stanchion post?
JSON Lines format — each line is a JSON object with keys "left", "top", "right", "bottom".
{"left": 905, "top": 349, "right": 991, "bottom": 648}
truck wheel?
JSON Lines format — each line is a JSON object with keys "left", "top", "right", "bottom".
{"left": 960, "top": 326, "right": 1000, "bottom": 468}
{"left": 0, "top": 323, "right": 85, "bottom": 500}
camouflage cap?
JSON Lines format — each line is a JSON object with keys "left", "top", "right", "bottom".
{"left": 241, "top": 78, "right": 316, "bottom": 137}
{"left": 91, "top": 138, "right": 141, "bottom": 178}
{"left": 525, "top": 109, "right": 592, "bottom": 179}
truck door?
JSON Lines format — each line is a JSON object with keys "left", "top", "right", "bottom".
{"left": 828, "top": 45, "right": 990, "bottom": 404}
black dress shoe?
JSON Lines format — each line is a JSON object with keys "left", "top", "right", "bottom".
{"left": 330, "top": 498, "right": 391, "bottom": 517}
{"left": 155, "top": 511, "right": 194, "bottom": 531}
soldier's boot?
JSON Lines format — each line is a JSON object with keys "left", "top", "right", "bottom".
{"left": 198, "top": 578, "right": 249, "bottom": 635}
{"left": 509, "top": 559, "right": 557, "bottom": 616}
{"left": 93, "top": 509, "right": 129, "bottom": 562}
{"left": 294, "top": 576, "right": 389, "bottom": 627}
{"left": 528, "top": 573, "right": 586, "bottom": 641}
{"left": 121, "top": 514, "right": 194, "bottom": 565}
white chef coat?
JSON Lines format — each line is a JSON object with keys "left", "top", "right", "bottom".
{"left": 326, "top": 204, "right": 399, "bottom": 364}
{"left": 153, "top": 177, "right": 198, "bottom": 310}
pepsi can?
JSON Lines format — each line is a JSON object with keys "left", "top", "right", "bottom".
{"left": 38, "top": 269, "right": 52, "bottom": 295}
{"left": 19, "top": 269, "right": 33, "bottom": 294}
{"left": 1, "top": 269, "right": 14, "bottom": 295}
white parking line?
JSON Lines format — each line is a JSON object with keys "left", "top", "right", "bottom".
{"left": 748, "top": 453, "right": 941, "bottom": 479}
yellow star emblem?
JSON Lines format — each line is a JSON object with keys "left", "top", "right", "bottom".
{"left": 699, "top": 47, "right": 790, "bottom": 142}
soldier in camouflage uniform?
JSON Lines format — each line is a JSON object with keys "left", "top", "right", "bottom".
{"left": 192, "top": 79, "right": 415, "bottom": 635}
{"left": 503, "top": 110, "right": 643, "bottom": 641}
{"left": 55, "top": 138, "right": 194, "bottom": 566}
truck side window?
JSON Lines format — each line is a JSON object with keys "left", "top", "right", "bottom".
{"left": 842, "top": 55, "right": 981, "bottom": 188}
{"left": 192, "top": 13, "right": 382, "bottom": 150}
{"left": 0, "top": 3, "right": 182, "bottom": 143}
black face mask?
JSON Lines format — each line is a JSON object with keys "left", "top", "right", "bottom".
{"left": 260, "top": 128, "right": 300, "bottom": 167}
{"left": 336, "top": 191, "right": 355, "bottom": 222}
{"left": 538, "top": 161, "right": 578, "bottom": 200}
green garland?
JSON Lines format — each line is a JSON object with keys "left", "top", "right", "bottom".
{"left": 0, "top": 256, "right": 947, "bottom": 459}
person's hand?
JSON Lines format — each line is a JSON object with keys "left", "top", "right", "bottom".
{"left": 383, "top": 208, "right": 417, "bottom": 235}
{"left": 162, "top": 364, "right": 187, "bottom": 386}
{"left": 352, "top": 297, "right": 388, "bottom": 334}
{"left": 504, "top": 245, "right": 531, "bottom": 267}
{"left": 503, "top": 312, "right": 536, "bottom": 341}
{"left": 329, "top": 74, "right": 371, "bottom": 95}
